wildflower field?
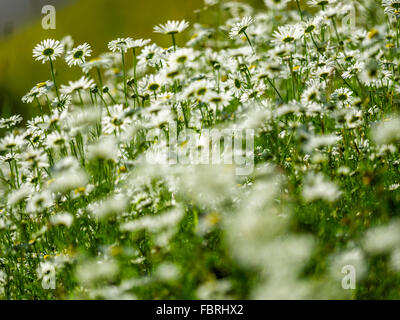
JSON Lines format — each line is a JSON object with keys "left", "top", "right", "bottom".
{"left": 1, "top": 0, "right": 400, "bottom": 300}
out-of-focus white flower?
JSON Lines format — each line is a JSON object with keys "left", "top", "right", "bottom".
{"left": 50, "top": 212, "right": 74, "bottom": 228}
{"left": 373, "top": 117, "right": 400, "bottom": 145}
{"left": 302, "top": 172, "right": 341, "bottom": 202}
{"left": 76, "top": 259, "right": 118, "bottom": 284}
{"left": 88, "top": 136, "right": 119, "bottom": 161}
{"left": 89, "top": 194, "right": 128, "bottom": 220}
{"left": 363, "top": 220, "right": 400, "bottom": 254}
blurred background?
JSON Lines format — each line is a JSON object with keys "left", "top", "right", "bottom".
{"left": 0, "top": 0, "right": 204, "bottom": 119}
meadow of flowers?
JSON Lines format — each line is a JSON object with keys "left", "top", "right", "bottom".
{"left": 0, "top": 0, "right": 400, "bottom": 300}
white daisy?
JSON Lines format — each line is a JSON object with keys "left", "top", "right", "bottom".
{"left": 108, "top": 38, "right": 133, "bottom": 53}
{"left": 229, "top": 16, "right": 254, "bottom": 39}
{"left": 272, "top": 25, "right": 303, "bottom": 45}
{"left": 127, "top": 38, "right": 152, "bottom": 49}
{"left": 22, "top": 81, "right": 52, "bottom": 103}
{"left": 0, "top": 115, "right": 23, "bottom": 129}
{"left": 307, "top": 0, "right": 336, "bottom": 8}
{"left": 153, "top": 20, "right": 189, "bottom": 35}
{"left": 263, "top": 0, "right": 290, "bottom": 10}
{"left": 0, "top": 134, "right": 24, "bottom": 150}
{"left": 60, "top": 76, "right": 95, "bottom": 95}
{"left": 82, "top": 57, "right": 112, "bottom": 73}
{"left": 33, "top": 39, "right": 64, "bottom": 63}
{"left": 46, "top": 131, "right": 69, "bottom": 149}
{"left": 382, "top": 0, "right": 400, "bottom": 17}
{"left": 66, "top": 43, "right": 92, "bottom": 67}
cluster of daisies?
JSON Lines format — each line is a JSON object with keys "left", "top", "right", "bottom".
{"left": 0, "top": 0, "right": 400, "bottom": 299}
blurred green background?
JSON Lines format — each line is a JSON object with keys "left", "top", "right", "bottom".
{"left": 0, "top": 0, "right": 203, "bottom": 119}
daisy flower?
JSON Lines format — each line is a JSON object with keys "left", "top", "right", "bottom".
{"left": 153, "top": 20, "right": 189, "bottom": 35}
{"left": 184, "top": 79, "right": 212, "bottom": 100}
{"left": 139, "top": 74, "right": 165, "bottom": 94}
{"left": 22, "top": 149, "right": 49, "bottom": 170}
{"left": 102, "top": 104, "right": 132, "bottom": 134}
{"left": 272, "top": 25, "right": 303, "bottom": 45}
{"left": 108, "top": 38, "right": 133, "bottom": 53}
{"left": 0, "top": 134, "right": 24, "bottom": 151}
{"left": 46, "top": 131, "right": 69, "bottom": 149}
{"left": 0, "top": 115, "right": 23, "bottom": 129}
{"left": 301, "top": 85, "right": 321, "bottom": 106}
{"left": 51, "top": 94, "right": 72, "bottom": 110}
{"left": 108, "top": 38, "right": 132, "bottom": 103}
{"left": 207, "top": 91, "right": 231, "bottom": 111}
{"left": 66, "top": 43, "right": 92, "bottom": 67}
{"left": 263, "top": 0, "right": 290, "bottom": 10}
{"left": 33, "top": 39, "right": 63, "bottom": 99}
{"left": 154, "top": 20, "right": 189, "bottom": 51}
{"left": 61, "top": 35, "right": 74, "bottom": 51}
{"left": 60, "top": 76, "right": 95, "bottom": 95}
{"left": 301, "top": 16, "right": 323, "bottom": 35}
{"left": 138, "top": 44, "right": 164, "bottom": 67}
{"left": 32, "top": 39, "right": 64, "bottom": 64}
{"left": 382, "top": 0, "right": 400, "bottom": 17}
{"left": 229, "top": 16, "right": 254, "bottom": 39}
{"left": 127, "top": 38, "right": 152, "bottom": 49}
{"left": 302, "top": 172, "right": 341, "bottom": 202}
{"left": 331, "top": 87, "right": 354, "bottom": 106}
{"left": 225, "top": 74, "right": 245, "bottom": 98}
{"left": 82, "top": 57, "right": 112, "bottom": 73}
{"left": 240, "top": 84, "right": 266, "bottom": 103}
{"left": 229, "top": 16, "right": 255, "bottom": 52}
{"left": 26, "top": 190, "right": 53, "bottom": 213}
{"left": 168, "top": 48, "right": 196, "bottom": 65}
{"left": 22, "top": 81, "right": 52, "bottom": 104}
{"left": 307, "top": 0, "right": 336, "bottom": 8}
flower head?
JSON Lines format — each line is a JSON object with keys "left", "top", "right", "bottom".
{"left": 33, "top": 39, "right": 64, "bottom": 63}
{"left": 272, "top": 25, "right": 303, "bottom": 45}
{"left": 108, "top": 38, "right": 133, "bottom": 53}
{"left": 66, "top": 43, "right": 92, "bottom": 67}
{"left": 127, "top": 38, "right": 152, "bottom": 49}
{"left": 382, "top": 0, "right": 400, "bottom": 17}
{"left": 60, "top": 76, "right": 95, "bottom": 95}
{"left": 229, "top": 16, "right": 254, "bottom": 39}
{"left": 153, "top": 20, "right": 189, "bottom": 35}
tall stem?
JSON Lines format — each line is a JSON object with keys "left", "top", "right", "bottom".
{"left": 132, "top": 48, "right": 137, "bottom": 85}
{"left": 171, "top": 33, "right": 177, "bottom": 52}
{"left": 49, "top": 57, "right": 59, "bottom": 100}
{"left": 96, "top": 67, "right": 103, "bottom": 88}
{"left": 266, "top": 77, "right": 283, "bottom": 101}
{"left": 295, "top": 0, "right": 303, "bottom": 21}
{"left": 243, "top": 31, "right": 254, "bottom": 53}
{"left": 35, "top": 97, "right": 45, "bottom": 122}
{"left": 121, "top": 49, "right": 128, "bottom": 106}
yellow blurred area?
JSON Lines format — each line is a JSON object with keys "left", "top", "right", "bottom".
{"left": 0, "top": 0, "right": 202, "bottom": 118}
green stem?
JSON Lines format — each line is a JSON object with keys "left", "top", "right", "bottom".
{"left": 78, "top": 90, "right": 84, "bottom": 105}
{"left": 266, "top": 77, "right": 283, "bottom": 101}
{"left": 35, "top": 97, "right": 45, "bottom": 122}
{"left": 121, "top": 49, "right": 128, "bottom": 106}
{"left": 171, "top": 33, "right": 177, "bottom": 52}
{"left": 330, "top": 17, "right": 341, "bottom": 43}
{"left": 49, "top": 57, "right": 59, "bottom": 100}
{"left": 295, "top": 0, "right": 303, "bottom": 21}
{"left": 96, "top": 67, "right": 103, "bottom": 88}
{"left": 243, "top": 31, "right": 254, "bottom": 53}
{"left": 132, "top": 48, "right": 137, "bottom": 86}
